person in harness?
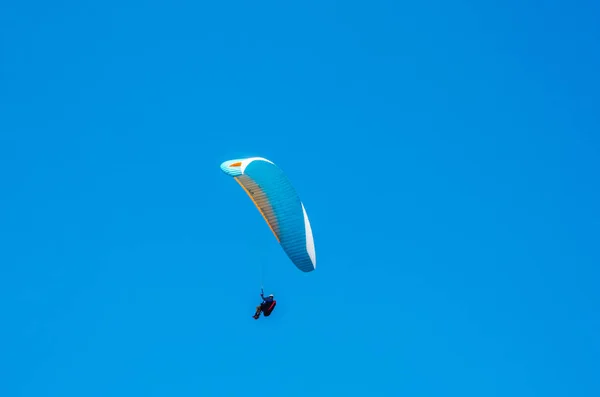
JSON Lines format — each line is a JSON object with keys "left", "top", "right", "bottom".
{"left": 253, "top": 289, "right": 276, "bottom": 319}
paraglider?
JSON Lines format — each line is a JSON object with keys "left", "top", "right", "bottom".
{"left": 253, "top": 289, "right": 276, "bottom": 319}
{"left": 220, "top": 156, "right": 316, "bottom": 319}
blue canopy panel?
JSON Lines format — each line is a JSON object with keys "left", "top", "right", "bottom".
{"left": 220, "top": 157, "right": 316, "bottom": 272}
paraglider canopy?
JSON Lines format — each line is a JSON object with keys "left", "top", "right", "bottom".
{"left": 220, "top": 157, "right": 316, "bottom": 272}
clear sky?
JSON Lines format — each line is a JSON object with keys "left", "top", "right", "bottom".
{"left": 1, "top": 1, "right": 599, "bottom": 396}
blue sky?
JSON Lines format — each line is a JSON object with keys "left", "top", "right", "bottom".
{"left": 1, "top": 1, "right": 599, "bottom": 396}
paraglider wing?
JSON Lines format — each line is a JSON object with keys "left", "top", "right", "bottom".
{"left": 220, "top": 157, "right": 316, "bottom": 272}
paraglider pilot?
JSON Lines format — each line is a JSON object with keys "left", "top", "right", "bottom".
{"left": 253, "top": 289, "right": 276, "bottom": 319}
